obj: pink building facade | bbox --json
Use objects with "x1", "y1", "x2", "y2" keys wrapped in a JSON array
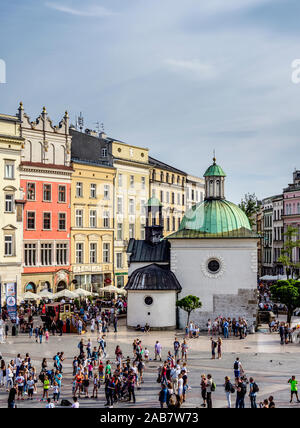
[{"x1": 283, "y1": 170, "x2": 300, "y2": 271}]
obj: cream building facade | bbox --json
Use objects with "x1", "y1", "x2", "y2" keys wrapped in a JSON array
[
  {"x1": 186, "y1": 174, "x2": 205, "y2": 210},
  {"x1": 149, "y1": 157, "x2": 187, "y2": 237},
  {"x1": 70, "y1": 160, "x2": 115, "y2": 292},
  {"x1": 112, "y1": 141, "x2": 150, "y2": 288},
  {"x1": 0, "y1": 113, "x2": 24, "y2": 298}
]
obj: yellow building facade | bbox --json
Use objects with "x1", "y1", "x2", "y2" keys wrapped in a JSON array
[
  {"x1": 71, "y1": 160, "x2": 116, "y2": 292},
  {"x1": 111, "y1": 140, "x2": 150, "y2": 287},
  {"x1": 0, "y1": 113, "x2": 25, "y2": 298}
]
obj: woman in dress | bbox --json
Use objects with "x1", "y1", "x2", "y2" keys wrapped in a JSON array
[{"x1": 217, "y1": 337, "x2": 222, "y2": 359}]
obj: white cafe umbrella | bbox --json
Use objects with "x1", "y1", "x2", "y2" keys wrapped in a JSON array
[
  {"x1": 53, "y1": 289, "x2": 78, "y2": 299},
  {"x1": 103, "y1": 285, "x2": 125, "y2": 294},
  {"x1": 75, "y1": 288, "x2": 93, "y2": 297},
  {"x1": 115, "y1": 287, "x2": 127, "y2": 295},
  {"x1": 39, "y1": 289, "x2": 54, "y2": 299},
  {"x1": 22, "y1": 291, "x2": 40, "y2": 300}
]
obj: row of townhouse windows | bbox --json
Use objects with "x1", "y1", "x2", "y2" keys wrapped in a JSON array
[
  {"x1": 75, "y1": 182, "x2": 111, "y2": 199},
  {"x1": 116, "y1": 198, "x2": 146, "y2": 215},
  {"x1": 152, "y1": 189, "x2": 186, "y2": 207},
  {"x1": 24, "y1": 242, "x2": 68, "y2": 266},
  {"x1": 75, "y1": 209, "x2": 111, "y2": 229},
  {"x1": 285, "y1": 202, "x2": 300, "y2": 215},
  {"x1": 264, "y1": 214, "x2": 272, "y2": 228},
  {"x1": 189, "y1": 189, "x2": 204, "y2": 203},
  {"x1": 117, "y1": 174, "x2": 146, "y2": 190},
  {"x1": 26, "y1": 212, "x2": 67, "y2": 231},
  {"x1": 152, "y1": 170, "x2": 185, "y2": 186},
  {"x1": 26, "y1": 183, "x2": 67, "y2": 203},
  {"x1": 75, "y1": 242, "x2": 111, "y2": 264},
  {"x1": 165, "y1": 217, "x2": 181, "y2": 232},
  {"x1": 116, "y1": 223, "x2": 145, "y2": 241}
]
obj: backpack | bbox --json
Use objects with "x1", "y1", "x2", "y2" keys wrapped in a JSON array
[
  {"x1": 229, "y1": 383, "x2": 235, "y2": 394},
  {"x1": 60, "y1": 399, "x2": 72, "y2": 407},
  {"x1": 234, "y1": 361, "x2": 239, "y2": 370},
  {"x1": 252, "y1": 382, "x2": 259, "y2": 393},
  {"x1": 211, "y1": 381, "x2": 216, "y2": 392}
]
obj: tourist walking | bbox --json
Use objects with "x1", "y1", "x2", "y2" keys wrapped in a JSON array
[{"x1": 288, "y1": 376, "x2": 300, "y2": 403}]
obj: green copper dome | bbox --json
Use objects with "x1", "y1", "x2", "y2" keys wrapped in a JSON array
[
  {"x1": 204, "y1": 162, "x2": 226, "y2": 177},
  {"x1": 167, "y1": 200, "x2": 258, "y2": 239},
  {"x1": 146, "y1": 196, "x2": 163, "y2": 207}
]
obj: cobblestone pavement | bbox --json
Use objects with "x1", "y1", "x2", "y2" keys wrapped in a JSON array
[{"x1": 0, "y1": 317, "x2": 300, "y2": 408}]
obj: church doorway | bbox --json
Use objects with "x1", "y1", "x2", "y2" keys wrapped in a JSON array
[{"x1": 57, "y1": 281, "x2": 67, "y2": 292}]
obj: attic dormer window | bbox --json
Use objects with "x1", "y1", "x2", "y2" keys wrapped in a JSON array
[{"x1": 102, "y1": 148, "x2": 107, "y2": 158}]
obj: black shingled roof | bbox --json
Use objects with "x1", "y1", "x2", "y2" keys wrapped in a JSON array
[
  {"x1": 127, "y1": 239, "x2": 170, "y2": 263},
  {"x1": 149, "y1": 156, "x2": 187, "y2": 175},
  {"x1": 125, "y1": 263, "x2": 182, "y2": 291}
]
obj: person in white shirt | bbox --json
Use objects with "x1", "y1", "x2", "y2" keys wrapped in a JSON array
[
  {"x1": 45, "y1": 398, "x2": 55, "y2": 408},
  {"x1": 72, "y1": 397, "x2": 79, "y2": 408}
]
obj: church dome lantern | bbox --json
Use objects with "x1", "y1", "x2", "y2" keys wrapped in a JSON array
[{"x1": 204, "y1": 157, "x2": 226, "y2": 200}]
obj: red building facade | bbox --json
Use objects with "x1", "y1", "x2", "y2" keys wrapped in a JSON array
[{"x1": 18, "y1": 104, "x2": 73, "y2": 293}]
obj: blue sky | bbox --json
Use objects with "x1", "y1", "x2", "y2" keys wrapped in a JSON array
[{"x1": 0, "y1": 0, "x2": 299, "y2": 203}]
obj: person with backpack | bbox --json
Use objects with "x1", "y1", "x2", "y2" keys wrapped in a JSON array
[
  {"x1": 224, "y1": 376, "x2": 235, "y2": 408},
  {"x1": 235, "y1": 377, "x2": 247, "y2": 408},
  {"x1": 233, "y1": 357, "x2": 243, "y2": 379},
  {"x1": 206, "y1": 374, "x2": 215, "y2": 408},
  {"x1": 249, "y1": 377, "x2": 259, "y2": 408}
]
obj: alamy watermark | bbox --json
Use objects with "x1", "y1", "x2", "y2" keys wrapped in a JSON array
[
  {"x1": 291, "y1": 59, "x2": 300, "y2": 84},
  {"x1": 0, "y1": 59, "x2": 6, "y2": 83}
]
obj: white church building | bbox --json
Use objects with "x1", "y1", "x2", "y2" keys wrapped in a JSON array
[{"x1": 126, "y1": 158, "x2": 259, "y2": 330}]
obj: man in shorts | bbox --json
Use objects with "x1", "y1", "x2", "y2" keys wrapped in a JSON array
[{"x1": 288, "y1": 376, "x2": 300, "y2": 403}]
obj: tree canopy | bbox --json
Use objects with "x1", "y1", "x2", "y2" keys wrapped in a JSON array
[
  {"x1": 176, "y1": 295, "x2": 202, "y2": 326},
  {"x1": 270, "y1": 279, "x2": 300, "y2": 324},
  {"x1": 239, "y1": 193, "x2": 260, "y2": 228}
]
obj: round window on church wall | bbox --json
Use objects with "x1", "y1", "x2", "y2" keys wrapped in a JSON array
[
  {"x1": 144, "y1": 296, "x2": 153, "y2": 306},
  {"x1": 207, "y1": 259, "x2": 221, "y2": 274}
]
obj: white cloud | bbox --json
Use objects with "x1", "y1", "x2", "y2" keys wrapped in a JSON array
[
  {"x1": 164, "y1": 59, "x2": 217, "y2": 79},
  {"x1": 45, "y1": 2, "x2": 114, "y2": 17},
  {"x1": 199, "y1": 0, "x2": 273, "y2": 15}
]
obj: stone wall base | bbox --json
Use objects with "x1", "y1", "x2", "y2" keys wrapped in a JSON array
[
  {"x1": 126, "y1": 325, "x2": 176, "y2": 331},
  {"x1": 179, "y1": 288, "x2": 258, "y2": 330}
]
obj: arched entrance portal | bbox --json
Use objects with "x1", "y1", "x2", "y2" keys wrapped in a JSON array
[
  {"x1": 57, "y1": 281, "x2": 67, "y2": 292},
  {"x1": 25, "y1": 282, "x2": 36, "y2": 293}
]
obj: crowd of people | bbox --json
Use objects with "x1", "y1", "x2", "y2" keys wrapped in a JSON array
[
  {"x1": 206, "y1": 317, "x2": 249, "y2": 339},
  {"x1": 0, "y1": 289, "x2": 300, "y2": 409}
]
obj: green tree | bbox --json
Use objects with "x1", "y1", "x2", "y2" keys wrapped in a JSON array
[
  {"x1": 176, "y1": 295, "x2": 202, "y2": 326},
  {"x1": 239, "y1": 193, "x2": 259, "y2": 228},
  {"x1": 270, "y1": 280, "x2": 300, "y2": 325},
  {"x1": 277, "y1": 226, "x2": 300, "y2": 280}
]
